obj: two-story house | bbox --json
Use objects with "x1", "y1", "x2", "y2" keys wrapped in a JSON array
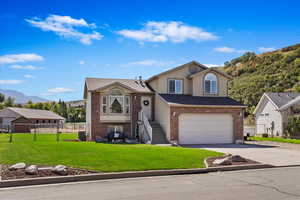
[{"x1": 84, "y1": 61, "x2": 245, "y2": 144}]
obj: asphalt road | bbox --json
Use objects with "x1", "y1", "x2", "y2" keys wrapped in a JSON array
[{"x1": 1, "y1": 167, "x2": 300, "y2": 200}]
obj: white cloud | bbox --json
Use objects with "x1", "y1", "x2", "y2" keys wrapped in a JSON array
[
  {"x1": 258, "y1": 47, "x2": 276, "y2": 53},
  {"x1": 42, "y1": 87, "x2": 75, "y2": 96},
  {"x1": 24, "y1": 74, "x2": 36, "y2": 79},
  {"x1": 0, "y1": 80, "x2": 23, "y2": 84},
  {"x1": 0, "y1": 53, "x2": 43, "y2": 64},
  {"x1": 11, "y1": 64, "x2": 41, "y2": 70},
  {"x1": 124, "y1": 59, "x2": 174, "y2": 67},
  {"x1": 79, "y1": 60, "x2": 85, "y2": 65},
  {"x1": 26, "y1": 14, "x2": 102, "y2": 45},
  {"x1": 117, "y1": 21, "x2": 218, "y2": 43},
  {"x1": 214, "y1": 46, "x2": 248, "y2": 53}
]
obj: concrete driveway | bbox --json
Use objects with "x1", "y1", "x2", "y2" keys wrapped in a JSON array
[{"x1": 185, "y1": 141, "x2": 300, "y2": 166}]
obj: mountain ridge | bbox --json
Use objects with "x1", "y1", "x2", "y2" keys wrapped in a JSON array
[{"x1": 0, "y1": 89, "x2": 49, "y2": 104}]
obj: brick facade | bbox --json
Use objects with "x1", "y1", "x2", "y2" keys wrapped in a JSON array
[
  {"x1": 169, "y1": 106, "x2": 244, "y2": 143},
  {"x1": 90, "y1": 92, "x2": 153, "y2": 140}
]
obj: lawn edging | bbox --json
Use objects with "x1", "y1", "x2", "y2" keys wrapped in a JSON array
[
  {"x1": 249, "y1": 136, "x2": 300, "y2": 144},
  {"x1": 0, "y1": 164, "x2": 273, "y2": 188}
]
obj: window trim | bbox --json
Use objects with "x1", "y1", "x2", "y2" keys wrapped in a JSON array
[
  {"x1": 101, "y1": 95, "x2": 107, "y2": 113},
  {"x1": 168, "y1": 79, "x2": 183, "y2": 94},
  {"x1": 204, "y1": 73, "x2": 218, "y2": 95},
  {"x1": 125, "y1": 95, "x2": 130, "y2": 114}
]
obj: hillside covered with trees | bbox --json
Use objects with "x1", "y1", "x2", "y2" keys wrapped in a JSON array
[{"x1": 222, "y1": 44, "x2": 300, "y2": 114}]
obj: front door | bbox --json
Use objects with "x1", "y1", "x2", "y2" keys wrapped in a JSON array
[{"x1": 141, "y1": 96, "x2": 152, "y2": 120}]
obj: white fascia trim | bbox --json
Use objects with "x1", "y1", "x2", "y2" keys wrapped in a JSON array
[{"x1": 253, "y1": 93, "x2": 279, "y2": 114}]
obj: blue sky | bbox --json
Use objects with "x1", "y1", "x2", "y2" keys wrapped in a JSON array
[{"x1": 0, "y1": 0, "x2": 299, "y2": 101}]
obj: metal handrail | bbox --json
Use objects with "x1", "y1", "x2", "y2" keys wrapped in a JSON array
[{"x1": 139, "y1": 110, "x2": 152, "y2": 143}]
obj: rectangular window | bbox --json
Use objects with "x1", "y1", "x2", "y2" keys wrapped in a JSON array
[
  {"x1": 102, "y1": 96, "x2": 107, "y2": 113},
  {"x1": 205, "y1": 80, "x2": 210, "y2": 93},
  {"x1": 125, "y1": 96, "x2": 130, "y2": 114},
  {"x1": 211, "y1": 81, "x2": 217, "y2": 94},
  {"x1": 168, "y1": 79, "x2": 183, "y2": 94}
]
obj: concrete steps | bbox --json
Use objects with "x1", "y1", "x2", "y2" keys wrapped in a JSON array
[{"x1": 150, "y1": 121, "x2": 169, "y2": 144}]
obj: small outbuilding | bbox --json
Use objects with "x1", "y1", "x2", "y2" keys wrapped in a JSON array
[{"x1": 0, "y1": 107, "x2": 65, "y2": 132}]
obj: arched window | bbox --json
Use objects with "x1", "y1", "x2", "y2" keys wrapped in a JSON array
[{"x1": 204, "y1": 73, "x2": 217, "y2": 94}]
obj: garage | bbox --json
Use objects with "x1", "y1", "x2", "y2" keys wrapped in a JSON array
[{"x1": 178, "y1": 113, "x2": 233, "y2": 144}]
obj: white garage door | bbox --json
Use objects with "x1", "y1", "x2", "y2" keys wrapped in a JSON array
[{"x1": 179, "y1": 114, "x2": 233, "y2": 144}]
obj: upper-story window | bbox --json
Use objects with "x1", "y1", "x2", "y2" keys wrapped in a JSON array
[
  {"x1": 168, "y1": 79, "x2": 183, "y2": 94},
  {"x1": 204, "y1": 73, "x2": 217, "y2": 94}
]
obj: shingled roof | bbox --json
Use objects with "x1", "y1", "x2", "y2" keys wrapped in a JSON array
[
  {"x1": 265, "y1": 92, "x2": 300, "y2": 108},
  {"x1": 85, "y1": 78, "x2": 152, "y2": 93},
  {"x1": 280, "y1": 95, "x2": 300, "y2": 110},
  {"x1": 4, "y1": 107, "x2": 64, "y2": 120},
  {"x1": 159, "y1": 94, "x2": 245, "y2": 107}
]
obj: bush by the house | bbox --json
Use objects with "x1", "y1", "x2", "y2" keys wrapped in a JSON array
[{"x1": 284, "y1": 117, "x2": 300, "y2": 139}]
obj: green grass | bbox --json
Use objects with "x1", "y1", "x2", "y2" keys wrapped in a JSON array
[
  {"x1": 250, "y1": 136, "x2": 300, "y2": 144},
  {"x1": 0, "y1": 133, "x2": 222, "y2": 172}
]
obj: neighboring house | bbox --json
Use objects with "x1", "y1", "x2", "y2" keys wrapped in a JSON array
[
  {"x1": 66, "y1": 100, "x2": 85, "y2": 108},
  {"x1": 254, "y1": 92, "x2": 300, "y2": 136},
  {"x1": 0, "y1": 107, "x2": 64, "y2": 132},
  {"x1": 84, "y1": 61, "x2": 246, "y2": 144}
]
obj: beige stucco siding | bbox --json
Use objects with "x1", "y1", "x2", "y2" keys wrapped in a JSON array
[
  {"x1": 155, "y1": 94, "x2": 170, "y2": 140},
  {"x1": 255, "y1": 99, "x2": 283, "y2": 135},
  {"x1": 192, "y1": 72, "x2": 228, "y2": 96},
  {"x1": 148, "y1": 67, "x2": 195, "y2": 95}
]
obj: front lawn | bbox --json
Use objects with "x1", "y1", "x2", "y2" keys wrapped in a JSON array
[
  {"x1": 249, "y1": 136, "x2": 300, "y2": 144},
  {"x1": 0, "y1": 133, "x2": 222, "y2": 172}
]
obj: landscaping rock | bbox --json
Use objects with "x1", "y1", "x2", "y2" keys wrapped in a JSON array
[
  {"x1": 25, "y1": 165, "x2": 38, "y2": 175},
  {"x1": 213, "y1": 157, "x2": 232, "y2": 165},
  {"x1": 171, "y1": 141, "x2": 179, "y2": 146},
  {"x1": 9, "y1": 162, "x2": 26, "y2": 170},
  {"x1": 230, "y1": 155, "x2": 247, "y2": 162},
  {"x1": 52, "y1": 165, "x2": 68, "y2": 175}
]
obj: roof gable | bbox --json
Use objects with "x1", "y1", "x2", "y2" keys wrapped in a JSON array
[
  {"x1": 189, "y1": 67, "x2": 232, "y2": 79},
  {"x1": 84, "y1": 78, "x2": 152, "y2": 97},
  {"x1": 94, "y1": 81, "x2": 139, "y2": 93},
  {"x1": 146, "y1": 61, "x2": 208, "y2": 83}
]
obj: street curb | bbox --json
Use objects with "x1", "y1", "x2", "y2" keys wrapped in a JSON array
[{"x1": 0, "y1": 164, "x2": 273, "y2": 188}]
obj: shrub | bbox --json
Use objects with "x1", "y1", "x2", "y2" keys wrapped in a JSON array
[{"x1": 284, "y1": 117, "x2": 300, "y2": 138}]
